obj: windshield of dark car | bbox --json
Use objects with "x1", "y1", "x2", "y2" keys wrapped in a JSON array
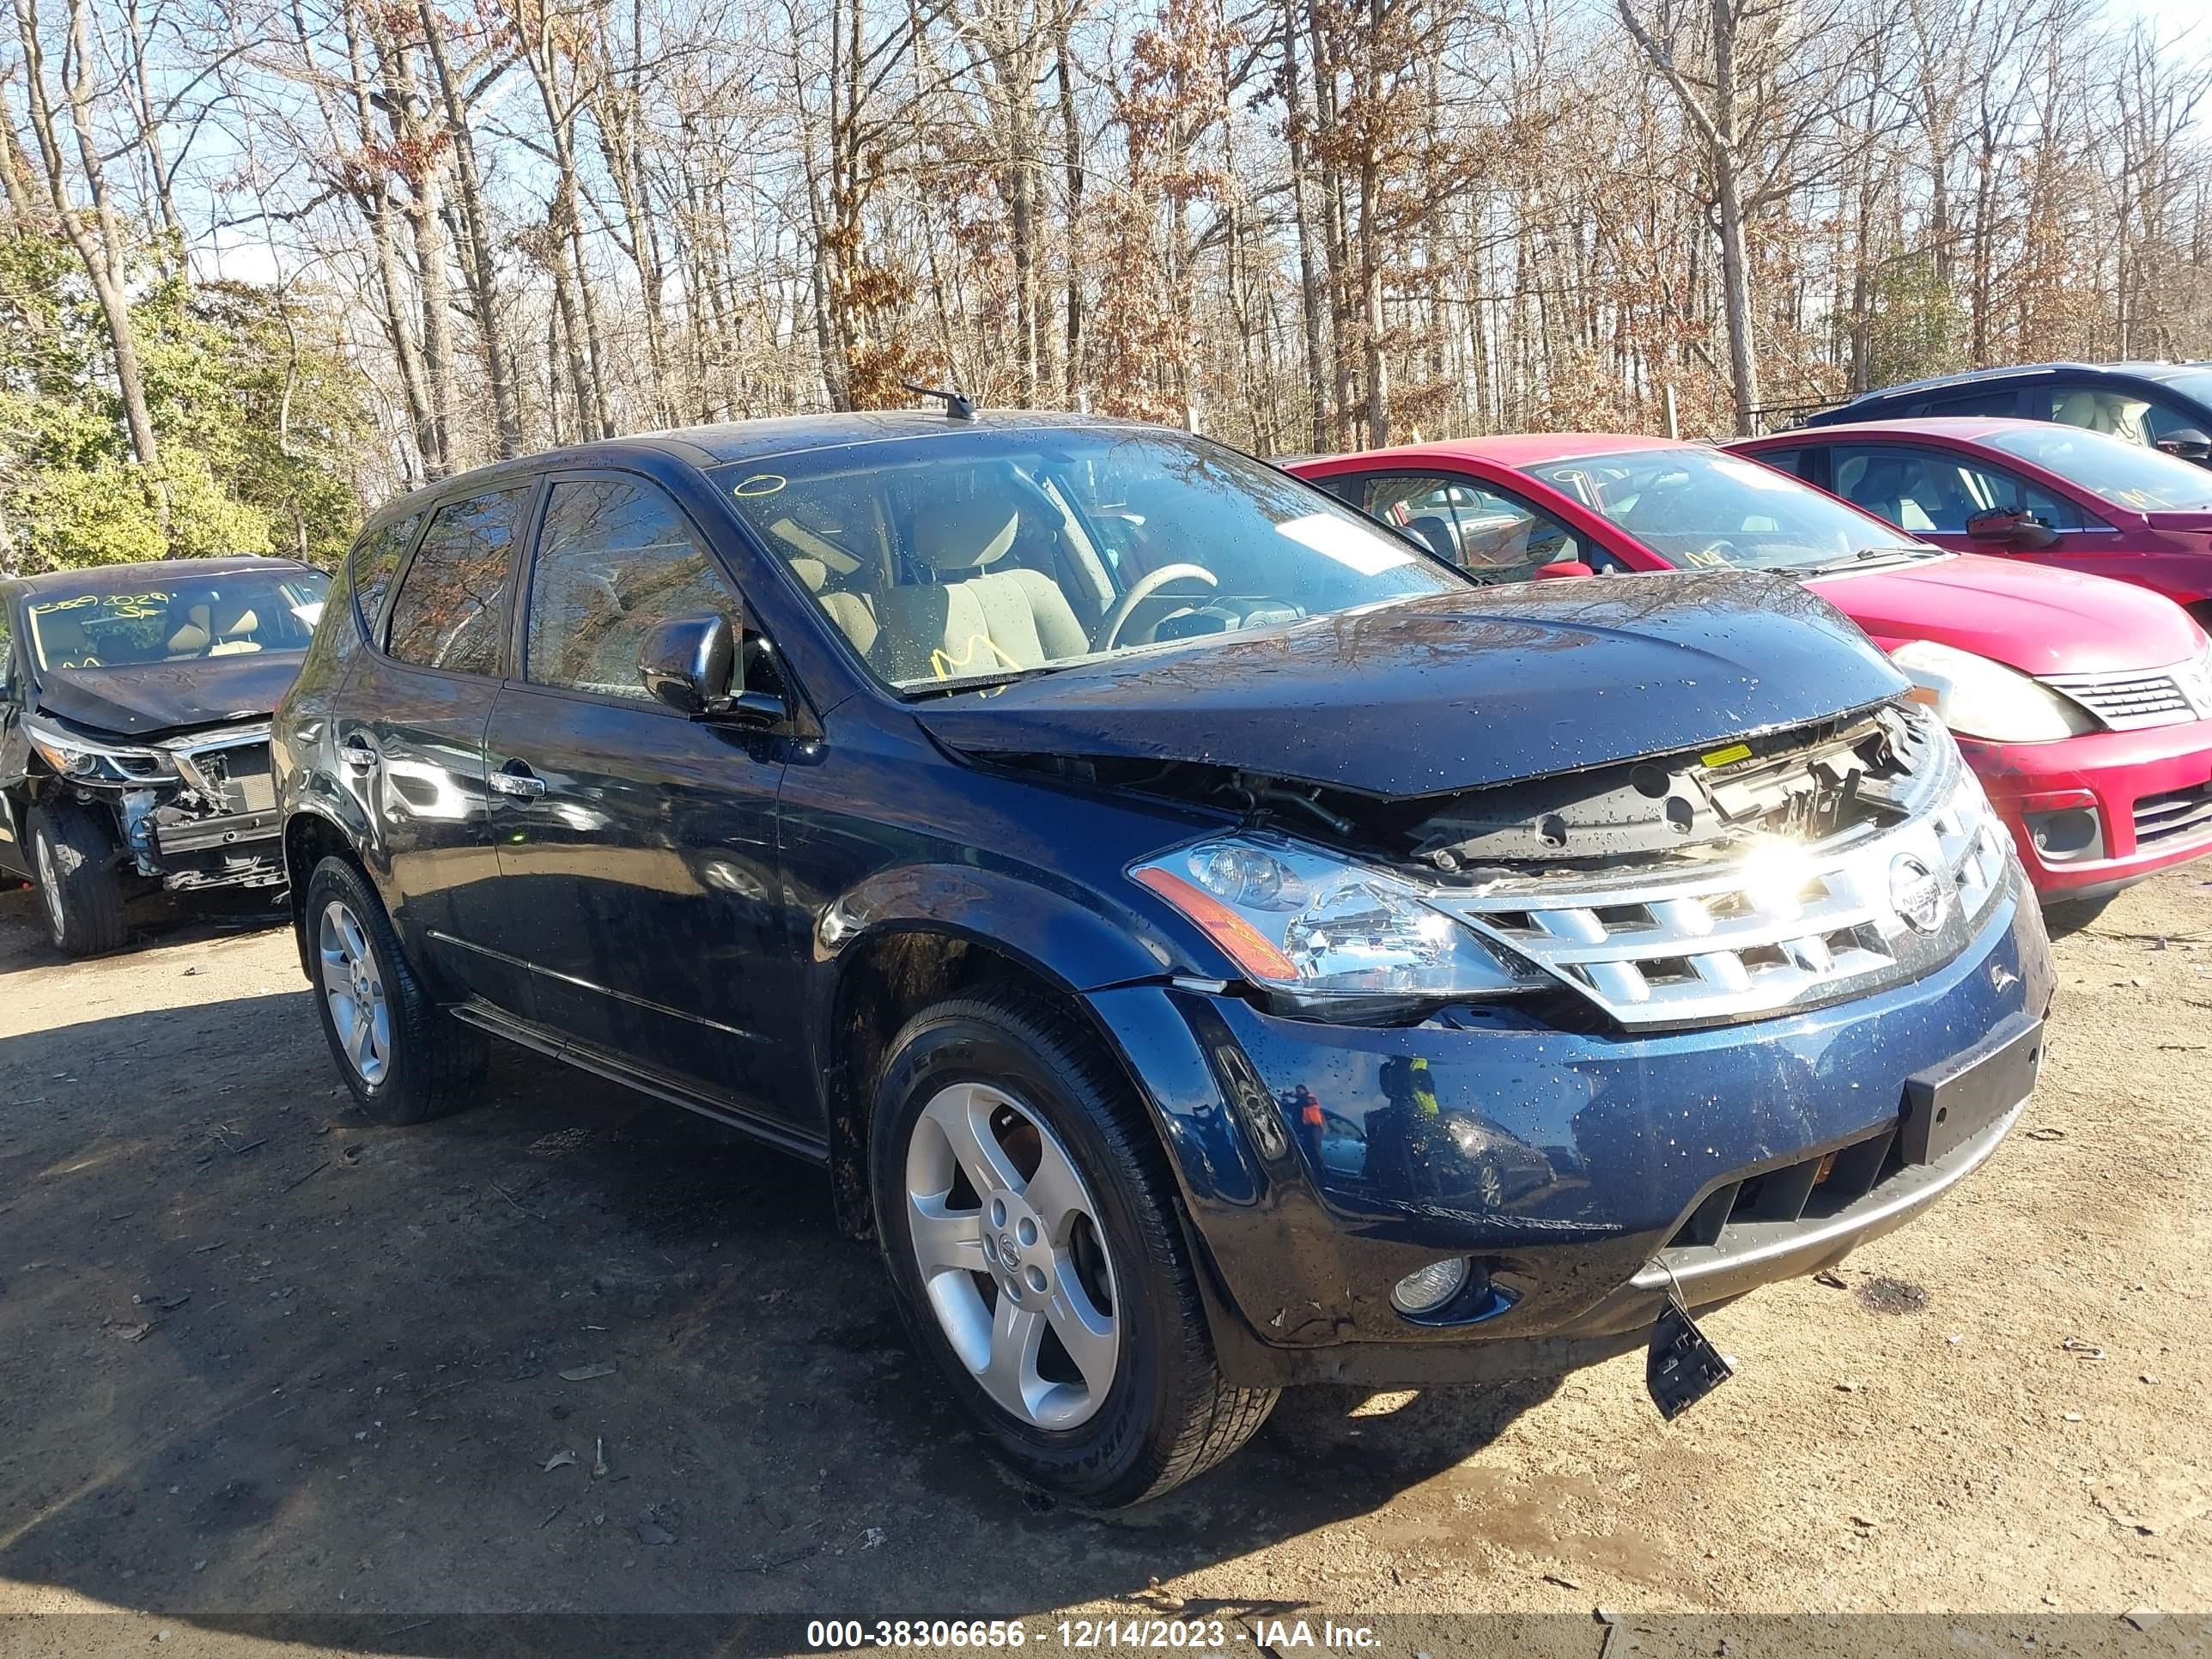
[
  {"x1": 26, "y1": 569, "x2": 330, "y2": 672},
  {"x1": 1522, "y1": 447, "x2": 1923, "y2": 571},
  {"x1": 716, "y1": 427, "x2": 1465, "y2": 692},
  {"x1": 1982, "y1": 423, "x2": 2212, "y2": 511}
]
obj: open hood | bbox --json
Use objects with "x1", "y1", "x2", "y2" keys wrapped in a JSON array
[
  {"x1": 1809, "y1": 552, "x2": 2204, "y2": 677},
  {"x1": 33, "y1": 653, "x2": 305, "y2": 738},
  {"x1": 912, "y1": 572, "x2": 1906, "y2": 799}
]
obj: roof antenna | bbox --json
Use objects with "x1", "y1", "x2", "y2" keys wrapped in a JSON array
[{"x1": 902, "y1": 381, "x2": 977, "y2": 422}]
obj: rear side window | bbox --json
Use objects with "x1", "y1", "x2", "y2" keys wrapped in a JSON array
[
  {"x1": 525, "y1": 478, "x2": 738, "y2": 701},
  {"x1": 1340, "y1": 471, "x2": 1580, "y2": 581},
  {"x1": 1912, "y1": 386, "x2": 2021, "y2": 416},
  {"x1": 349, "y1": 513, "x2": 420, "y2": 635},
  {"x1": 386, "y1": 489, "x2": 526, "y2": 674}
]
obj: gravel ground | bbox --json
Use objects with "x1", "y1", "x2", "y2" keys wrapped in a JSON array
[{"x1": 0, "y1": 871, "x2": 2205, "y2": 1645}]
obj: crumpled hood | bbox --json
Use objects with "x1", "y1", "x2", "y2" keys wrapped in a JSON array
[
  {"x1": 913, "y1": 571, "x2": 1906, "y2": 799},
  {"x1": 1808, "y1": 552, "x2": 2204, "y2": 676},
  {"x1": 33, "y1": 653, "x2": 305, "y2": 738}
]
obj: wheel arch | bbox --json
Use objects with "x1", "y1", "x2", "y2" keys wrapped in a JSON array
[{"x1": 282, "y1": 807, "x2": 366, "y2": 983}]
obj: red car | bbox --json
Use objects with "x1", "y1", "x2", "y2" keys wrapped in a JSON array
[
  {"x1": 1287, "y1": 435, "x2": 2212, "y2": 910},
  {"x1": 1728, "y1": 417, "x2": 2212, "y2": 623}
]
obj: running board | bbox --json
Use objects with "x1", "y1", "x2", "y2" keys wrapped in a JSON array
[{"x1": 447, "y1": 999, "x2": 830, "y2": 1165}]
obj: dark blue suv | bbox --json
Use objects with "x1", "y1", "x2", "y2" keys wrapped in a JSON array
[
  {"x1": 274, "y1": 411, "x2": 2054, "y2": 1505},
  {"x1": 1806, "y1": 360, "x2": 2212, "y2": 463}
]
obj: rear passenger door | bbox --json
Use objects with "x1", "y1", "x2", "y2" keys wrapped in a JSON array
[
  {"x1": 483, "y1": 471, "x2": 805, "y2": 1129},
  {"x1": 344, "y1": 483, "x2": 535, "y2": 1015}
]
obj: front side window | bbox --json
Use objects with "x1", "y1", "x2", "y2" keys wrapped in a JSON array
[
  {"x1": 1342, "y1": 473, "x2": 1578, "y2": 580},
  {"x1": 386, "y1": 489, "x2": 525, "y2": 675},
  {"x1": 1521, "y1": 446, "x2": 1926, "y2": 573},
  {"x1": 526, "y1": 478, "x2": 738, "y2": 701},
  {"x1": 350, "y1": 513, "x2": 421, "y2": 635},
  {"x1": 1830, "y1": 445, "x2": 2087, "y2": 533},
  {"x1": 2041, "y1": 385, "x2": 2202, "y2": 449},
  {"x1": 1984, "y1": 423, "x2": 2212, "y2": 513},
  {"x1": 25, "y1": 569, "x2": 331, "y2": 671},
  {"x1": 717, "y1": 427, "x2": 1464, "y2": 693}
]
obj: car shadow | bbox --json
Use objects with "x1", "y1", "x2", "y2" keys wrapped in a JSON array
[{"x1": 0, "y1": 966, "x2": 1565, "y2": 1648}]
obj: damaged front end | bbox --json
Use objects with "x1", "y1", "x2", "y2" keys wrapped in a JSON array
[
  {"x1": 24, "y1": 714, "x2": 285, "y2": 894},
  {"x1": 1107, "y1": 702, "x2": 2014, "y2": 1031}
]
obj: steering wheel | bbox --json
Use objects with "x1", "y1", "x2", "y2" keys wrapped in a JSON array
[{"x1": 1091, "y1": 564, "x2": 1218, "y2": 652}]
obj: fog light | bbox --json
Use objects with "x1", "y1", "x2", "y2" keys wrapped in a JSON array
[{"x1": 1390, "y1": 1258, "x2": 1470, "y2": 1316}]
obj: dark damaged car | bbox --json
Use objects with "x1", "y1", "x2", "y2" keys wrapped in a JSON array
[
  {"x1": 274, "y1": 412, "x2": 2055, "y2": 1506},
  {"x1": 0, "y1": 556, "x2": 330, "y2": 955}
]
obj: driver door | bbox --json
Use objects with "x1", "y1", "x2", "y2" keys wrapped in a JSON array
[
  {"x1": 483, "y1": 471, "x2": 805, "y2": 1128},
  {"x1": 1825, "y1": 443, "x2": 2115, "y2": 580}
]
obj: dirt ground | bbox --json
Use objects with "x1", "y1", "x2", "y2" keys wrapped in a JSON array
[{"x1": 0, "y1": 868, "x2": 2207, "y2": 1647}]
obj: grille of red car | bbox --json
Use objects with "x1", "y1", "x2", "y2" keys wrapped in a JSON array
[
  {"x1": 2134, "y1": 781, "x2": 2212, "y2": 848},
  {"x1": 2040, "y1": 665, "x2": 2196, "y2": 731}
]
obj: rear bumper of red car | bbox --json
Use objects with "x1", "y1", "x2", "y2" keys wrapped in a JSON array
[{"x1": 1963, "y1": 720, "x2": 2212, "y2": 899}]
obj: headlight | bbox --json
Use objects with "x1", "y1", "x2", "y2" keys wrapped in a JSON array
[
  {"x1": 21, "y1": 715, "x2": 178, "y2": 785},
  {"x1": 1129, "y1": 835, "x2": 1539, "y2": 1009},
  {"x1": 1890, "y1": 641, "x2": 2096, "y2": 743}
]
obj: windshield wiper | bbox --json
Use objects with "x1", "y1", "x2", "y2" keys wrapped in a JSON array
[
  {"x1": 1802, "y1": 545, "x2": 1946, "y2": 575},
  {"x1": 901, "y1": 662, "x2": 1069, "y2": 700}
]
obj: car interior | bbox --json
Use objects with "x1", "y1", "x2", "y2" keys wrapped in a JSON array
[{"x1": 723, "y1": 443, "x2": 1421, "y2": 689}]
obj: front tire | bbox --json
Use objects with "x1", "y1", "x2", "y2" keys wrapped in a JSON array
[
  {"x1": 27, "y1": 800, "x2": 128, "y2": 957},
  {"x1": 303, "y1": 854, "x2": 486, "y2": 1125},
  {"x1": 869, "y1": 991, "x2": 1276, "y2": 1507}
]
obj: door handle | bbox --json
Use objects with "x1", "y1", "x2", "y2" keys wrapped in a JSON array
[
  {"x1": 489, "y1": 761, "x2": 546, "y2": 799},
  {"x1": 338, "y1": 737, "x2": 380, "y2": 772}
]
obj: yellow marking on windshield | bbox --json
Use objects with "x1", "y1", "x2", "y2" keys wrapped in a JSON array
[
  {"x1": 731, "y1": 473, "x2": 787, "y2": 497},
  {"x1": 931, "y1": 633, "x2": 1028, "y2": 680}
]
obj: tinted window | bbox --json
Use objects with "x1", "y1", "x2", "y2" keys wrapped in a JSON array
[
  {"x1": 1743, "y1": 447, "x2": 1811, "y2": 481},
  {"x1": 1914, "y1": 387, "x2": 2021, "y2": 416},
  {"x1": 1343, "y1": 472, "x2": 1579, "y2": 580},
  {"x1": 349, "y1": 514, "x2": 420, "y2": 635},
  {"x1": 386, "y1": 489, "x2": 524, "y2": 674},
  {"x1": 526, "y1": 479, "x2": 738, "y2": 701},
  {"x1": 1830, "y1": 444, "x2": 2087, "y2": 533}
]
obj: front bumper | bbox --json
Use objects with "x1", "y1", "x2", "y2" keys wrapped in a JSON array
[
  {"x1": 1085, "y1": 876, "x2": 2053, "y2": 1389},
  {"x1": 1964, "y1": 718, "x2": 2212, "y2": 898}
]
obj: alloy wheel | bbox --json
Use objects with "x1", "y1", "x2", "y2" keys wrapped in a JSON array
[
  {"x1": 902, "y1": 1081, "x2": 1121, "y2": 1430},
  {"x1": 318, "y1": 898, "x2": 392, "y2": 1085}
]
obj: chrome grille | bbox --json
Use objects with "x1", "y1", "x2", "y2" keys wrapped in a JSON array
[
  {"x1": 2041, "y1": 661, "x2": 2206, "y2": 732},
  {"x1": 1425, "y1": 712, "x2": 2013, "y2": 1030}
]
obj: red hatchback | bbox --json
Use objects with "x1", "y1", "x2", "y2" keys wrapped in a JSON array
[
  {"x1": 1729, "y1": 417, "x2": 2212, "y2": 623},
  {"x1": 1288, "y1": 436, "x2": 2212, "y2": 909}
]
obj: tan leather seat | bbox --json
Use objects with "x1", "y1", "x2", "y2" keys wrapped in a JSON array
[
  {"x1": 167, "y1": 602, "x2": 213, "y2": 657},
  {"x1": 870, "y1": 500, "x2": 1087, "y2": 682},
  {"x1": 789, "y1": 556, "x2": 880, "y2": 659},
  {"x1": 208, "y1": 597, "x2": 263, "y2": 655}
]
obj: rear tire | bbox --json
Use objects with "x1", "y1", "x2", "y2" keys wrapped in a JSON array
[
  {"x1": 27, "y1": 800, "x2": 128, "y2": 957},
  {"x1": 869, "y1": 990, "x2": 1277, "y2": 1508},
  {"x1": 303, "y1": 854, "x2": 486, "y2": 1125}
]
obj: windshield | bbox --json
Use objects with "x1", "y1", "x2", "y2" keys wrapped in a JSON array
[
  {"x1": 717, "y1": 426, "x2": 1466, "y2": 693},
  {"x1": 1982, "y1": 423, "x2": 2212, "y2": 512},
  {"x1": 1522, "y1": 447, "x2": 1924, "y2": 571},
  {"x1": 27, "y1": 568, "x2": 330, "y2": 672}
]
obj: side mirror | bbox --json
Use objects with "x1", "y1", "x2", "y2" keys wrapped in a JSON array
[
  {"x1": 1965, "y1": 509, "x2": 2058, "y2": 551},
  {"x1": 638, "y1": 614, "x2": 786, "y2": 724},
  {"x1": 2156, "y1": 428, "x2": 2212, "y2": 464},
  {"x1": 1534, "y1": 559, "x2": 1595, "y2": 580}
]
